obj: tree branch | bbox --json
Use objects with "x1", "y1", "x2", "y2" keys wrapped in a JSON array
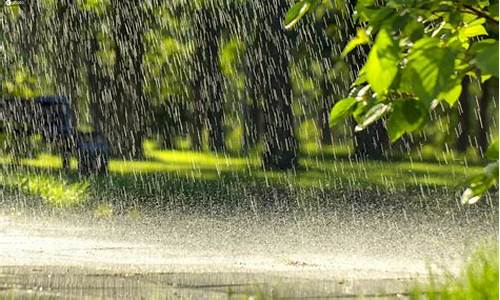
[{"x1": 463, "y1": 4, "x2": 499, "y2": 26}]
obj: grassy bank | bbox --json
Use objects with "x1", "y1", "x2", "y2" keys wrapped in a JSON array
[{"x1": 411, "y1": 242, "x2": 499, "y2": 300}]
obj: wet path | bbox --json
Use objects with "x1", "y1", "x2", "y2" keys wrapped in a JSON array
[
  {"x1": 1, "y1": 266, "x2": 413, "y2": 299},
  {"x1": 0, "y1": 198, "x2": 497, "y2": 299}
]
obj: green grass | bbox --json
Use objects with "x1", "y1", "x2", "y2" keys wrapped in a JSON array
[
  {"x1": 0, "y1": 141, "x2": 486, "y2": 209},
  {"x1": 410, "y1": 242, "x2": 499, "y2": 300},
  {"x1": 0, "y1": 172, "x2": 89, "y2": 208},
  {"x1": 1, "y1": 144, "x2": 482, "y2": 188}
]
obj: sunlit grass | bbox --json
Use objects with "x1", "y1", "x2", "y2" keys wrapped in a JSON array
[
  {"x1": 0, "y1": 154, "x2": 78, "y2": 170},
  {"x1": 300, "y1": 142, "x2": 353, "y2": 157},
  {"x1": 0, "y1": 172, "x2": 88, "y2": 207},
  {"x1": 410, "y1": 242, "x2": 499, "y2": 300},
  {"x1": 0, "y1": 145, "x2": 483, "y2": 191},
  {"x1": 144, "y1": 141, "x2": 260, "y2": 170},
  {"x1": 0, "y1": 140, "x2": 487, "y2": 210}
]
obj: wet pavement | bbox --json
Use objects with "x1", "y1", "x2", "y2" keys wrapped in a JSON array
[
  {"x1": 0, "y1": 266, "x2": 415, "y2": 299},
  {"x1": 0, "y1": 200, "x2": 496, "y2": 299}
]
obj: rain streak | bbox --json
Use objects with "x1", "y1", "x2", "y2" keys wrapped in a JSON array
[{"x1": 0, "y1": 0, "x2": 498, "y2": 299}]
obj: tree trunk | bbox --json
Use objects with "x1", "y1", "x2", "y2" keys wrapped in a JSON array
[
  {"x1": 257, "y1": 0, "x2": 298, "y2": 170},
  {"x1": 242, "y1": 41, "x2": 263, "y2": 153},
  {"x1": 191, "y1": 8, "x2": 225, "y2": 153},
  {"x1": 18, "y1": 1, "x2": 40, "y2": 71},
  {"x1": 104, "y1": 1, "x2": 150, "y2": 159},
  {"x1": 53, "y1": 0, "x2": 80, "y2": 119},
  {"x1": 319, "y1": 107, "x2": 334, "y2": 146},
  {"x1": 242, "y1": 101, "x2": 262, "y2": 153},
  {"x1": 477, "y1": 77, "x2": 497, "y2": 156},
  {"x1": 318, "y1": 64, "x2": 335, "y2": 146},
  {"x1": 456, "y1": 76, "x2": 471, "y2": 153},
  {"x1": 190, "y1": 74, "x2": 204, "y2": 152},
  {"x1": 86, "y1": 19, "x2": 111, "y2": 145}
]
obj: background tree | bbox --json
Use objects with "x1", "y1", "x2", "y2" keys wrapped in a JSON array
[
  {"x1": 255, "y1": 0, "x2": 299, "y2": 170},
  {"x1": 190, "y1": 5, "x2": 226, "y2": 152}
]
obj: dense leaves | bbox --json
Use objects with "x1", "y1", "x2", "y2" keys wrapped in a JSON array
[
  {"x1": 401, "y1": 38, "x2": 456, "y2": 104},
  {"x1": 287, "y1": 0, "x2": 499, "y2": 201}
]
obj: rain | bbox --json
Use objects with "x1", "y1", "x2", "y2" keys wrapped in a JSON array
[{"x1": 0, "y1": 0, "x2": 498, "y2": 299}]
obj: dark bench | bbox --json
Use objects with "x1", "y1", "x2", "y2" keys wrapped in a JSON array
[{"x1": 0, "y1": 96, "x2": 108, "y2": 175}]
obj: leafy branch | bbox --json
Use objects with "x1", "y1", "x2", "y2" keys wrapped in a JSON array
[{"x1": 286, "y1": 0, "x2": 499, "y2": 203}]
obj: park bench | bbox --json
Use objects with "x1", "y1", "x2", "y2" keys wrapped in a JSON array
[{"x1": 0, "y1": 95, "x2": 108, "y2": 175}]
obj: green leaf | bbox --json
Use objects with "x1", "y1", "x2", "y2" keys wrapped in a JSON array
[
  {"x1": 458, "y1": 22, "x2": 487, "y2": 40},
  {"x1": 285, "y1": 0, "x2": 312, "y2": 29},
  {"x1": 470, "y1": 39, "x2": 499, "y2": 78},
  {"x1": 365, "y1": 29, "x2": 400, "y2": 95},
  {"x1": 462, "y1": 161, "x2": 499, "y2": 204},
  {"x1": 484, "y1": 161, "x2": 499, "y2": 178},
  {"x1": 353, "y1": 67, "x2": 368, "y2": 86},
  {"x1": 401, "y1": 38, "x2": 455, "y2": 104},
  {"x1": 358, "y1": 5, "x2": 394, "y2": 30},
  {"x1": 486, "y1": 139, "x2": 499, "y2": 161},
  {"x1": 329, "y1": 97, "x2": 357, "y2": 127},
  {"x1": 438, "y1": 81, "x2": 462, "y2": 106},
  {"x1": 403, "y1": 20, "x2": 424, "y2": 42},
  {"x1": 355, "y1": 103, "x2": 391, "y2": 131},
  {"x1": 386, "y1": 99, "x2": 428, "y2": 142},
  {"x1": 342, "y1": 28, "x2": 371, "y2": 57},
  {"x1": 352, "y1": 101, "x2": 369, "y2": 123},
  {"x1": 481, "y1": 74, "x2": 492, "y2": 83},
  {"x1": 356, "y1": 0, "x2": 376, "y2": 22}
]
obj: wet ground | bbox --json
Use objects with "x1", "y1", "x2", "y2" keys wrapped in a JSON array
[
  {"x1": 0, "y1": 266, "x2": 414, "y2": 299},
  {"x1": 0, "y1": 191, "x2": 498, "y2": 299}
]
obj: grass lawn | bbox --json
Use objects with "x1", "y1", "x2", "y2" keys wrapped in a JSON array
[{"x1": 0, "y1": 142, "x2": 486, "y2": 209}]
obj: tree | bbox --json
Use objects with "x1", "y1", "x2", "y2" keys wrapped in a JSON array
[
  {"x1": 256, "y1": 0, "x2": 299, "y2": 170},
  {"x1": 287, "y1": 0, "x2": 390, "y2": 157},
  {"x1": 53, "y1": 1, "x2": 79, "y2": 104},
  {"x1": 456, "y1": 76, "x2": 472, "y2": 153},
  {"x1": 190, "y1": 5, "x2": 226, "y2": 152},
  {"x1": 143, "y1": 4, "x2": 194, "y2": 150},
  {"x1": 106, "y1": 1, "x2": 151, "y2": 158},
  {"x1": 477, "y1": 77, "x2": 498, "y2": 155},
  {"x1": 286, "y1": 0, "x2": 499, "y2": 201}
]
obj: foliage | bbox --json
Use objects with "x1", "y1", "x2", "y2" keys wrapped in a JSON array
[
  {"x1": 286, "y1": 0, "x2": 499, "y2": 201},
  {"x1": 410, "y1": 242, "x2": 499, "y2": 300},
  {"x1": 461, "y1": 139, "x2": 499, "y2": 204},
  {"x1": 1, "y1": 68, "x2": 37, "y2": 98}
]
